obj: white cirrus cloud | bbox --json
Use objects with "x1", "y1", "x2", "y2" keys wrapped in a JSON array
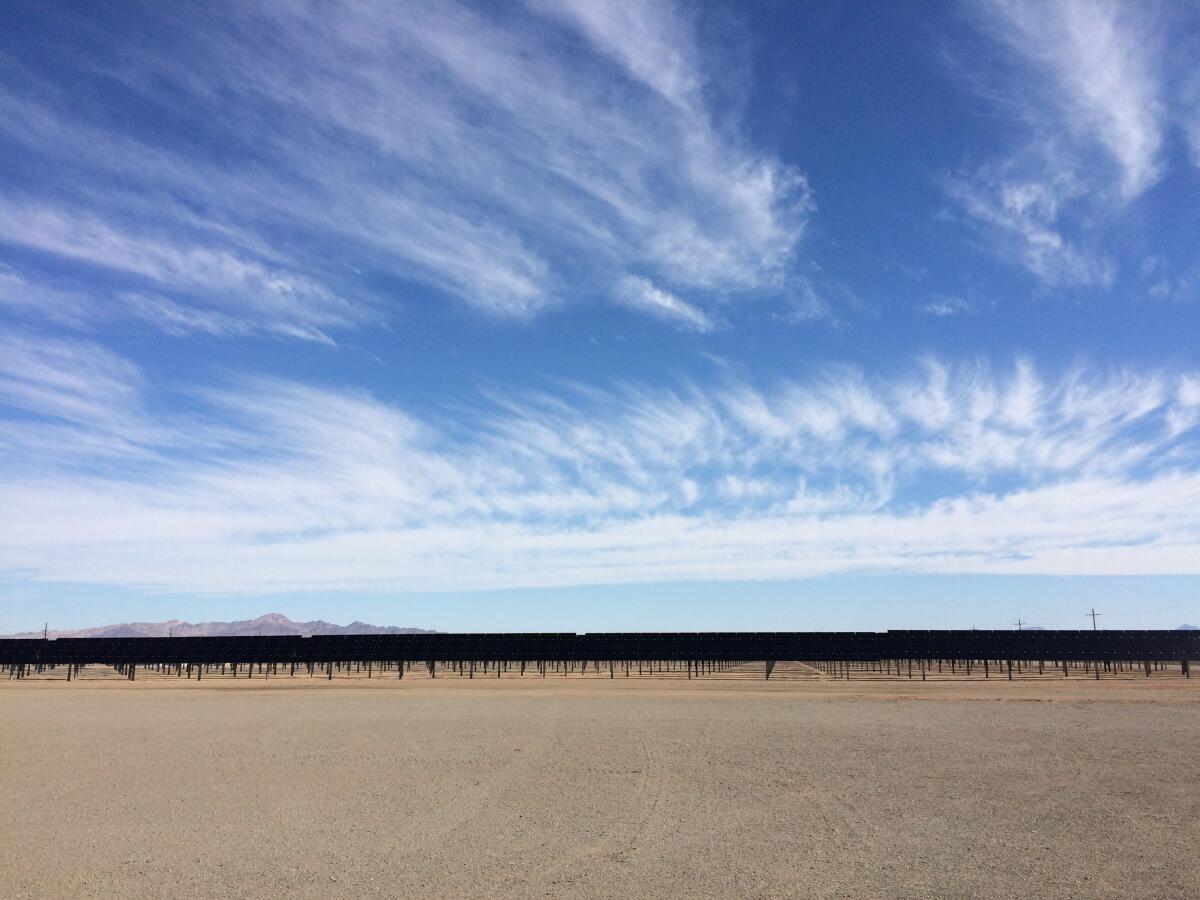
[
  {"x1": 615, "y1": 276, "x2": 716, "y2": 333},
  {"x1": 942, "y1": 157, "x2": 1114, "y2": 287},
  {"x1": 0, "y1": 200, "x2": 367, "y2": 343},
  {"x1": 976, "y1": 0, "x2": 1163, "y2": 199},
  {"x1": 1, "y1": 330, "x2": 1197, "y2": 593},
  {"x1": 0, "y1": 0, "x2": 810, "y2": 335},
  {"x1": 922, "y1": 295, "x2": 977, "y2": 317},
  {"x1": 948, "y1": 0, "x2": 1175, "y2": 287}
]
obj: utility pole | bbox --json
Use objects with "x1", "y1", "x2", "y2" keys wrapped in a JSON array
[
  {"x1": 1087, "y1": 608, "x2": 1101, "y2": 631},
  {"x1": 1015, "y1": 619, "x2": 1024, "y2": 631},
  {"x1": 43, "y1": 622, "x2": 48, "y2": 640}
]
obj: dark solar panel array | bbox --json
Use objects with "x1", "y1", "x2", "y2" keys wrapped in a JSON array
[{"x1": 1, "y1": 630, "x2": 1196, "y2": 666}]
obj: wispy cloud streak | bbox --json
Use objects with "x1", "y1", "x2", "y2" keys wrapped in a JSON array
[
  {"x1": 615, "y1": 277, "x2": 715, "y2": 333},
  {"x1": 948, "y1": 0, "x2": 1169, "y2": 286},
  {"x1": 976, "y1": 0, "x2": 1163, "y2": 199},
  {"x1": 0, "y1": 1, "x2": 808, "y2": 334}
]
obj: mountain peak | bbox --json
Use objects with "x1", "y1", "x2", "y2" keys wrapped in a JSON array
[{"x1": 1, "y1": 614, "x2": 437, "y2": 640}]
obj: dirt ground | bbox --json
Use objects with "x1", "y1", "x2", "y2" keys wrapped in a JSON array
[{"x1": 2, "y1": 669, "x2": 1197, "y2": 898}]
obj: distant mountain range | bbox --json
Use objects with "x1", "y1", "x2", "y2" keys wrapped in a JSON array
[
  {"x1": 2, "y1": 616, "x2": 1196, "y2": 639},
  {"x1": 1, "y1": 612, "x2": 437, "y2": 639}
]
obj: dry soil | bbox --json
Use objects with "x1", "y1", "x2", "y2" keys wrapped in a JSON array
[{"x1": 2, "y1": 670, "x2": 1197, "y2": 898}]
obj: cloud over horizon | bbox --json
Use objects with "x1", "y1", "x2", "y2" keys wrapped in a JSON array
[{"x1": 2, "y1": 329, "x2": 1197, "y2": 593}]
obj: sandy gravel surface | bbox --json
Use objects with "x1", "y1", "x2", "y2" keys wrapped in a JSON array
[{"x1": 2, "y1": 676, "x2": 1197, "y2": 898}]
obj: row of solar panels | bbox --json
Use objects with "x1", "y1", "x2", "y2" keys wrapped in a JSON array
[{"x1": 1, "y1": 630, "x2": 1196, "y2": 664}]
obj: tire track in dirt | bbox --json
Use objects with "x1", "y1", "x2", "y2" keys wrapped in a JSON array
[{"x1": 520, "y1": 723, "x2": 675, "y2": 894}]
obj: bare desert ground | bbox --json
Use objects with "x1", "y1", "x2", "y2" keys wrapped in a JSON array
[{"x1": 2, "y1": 669, "x2": 1197, "y2": 898}]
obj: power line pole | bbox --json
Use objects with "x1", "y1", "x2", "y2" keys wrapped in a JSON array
[
  {"x1": 1087, "y1": 608, "x2": 1101, "y2": 631},
  {"x1": 43, "y1": 622, "x2": 48, "y2": 640},
  {"x1": 1015, "y1": 619, "x2": 1024, "y2": 631}
]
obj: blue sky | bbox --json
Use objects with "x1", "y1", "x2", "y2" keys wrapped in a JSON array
[{"x1": 2, "y1": 0, "x2": 1199, "y2": 633}]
